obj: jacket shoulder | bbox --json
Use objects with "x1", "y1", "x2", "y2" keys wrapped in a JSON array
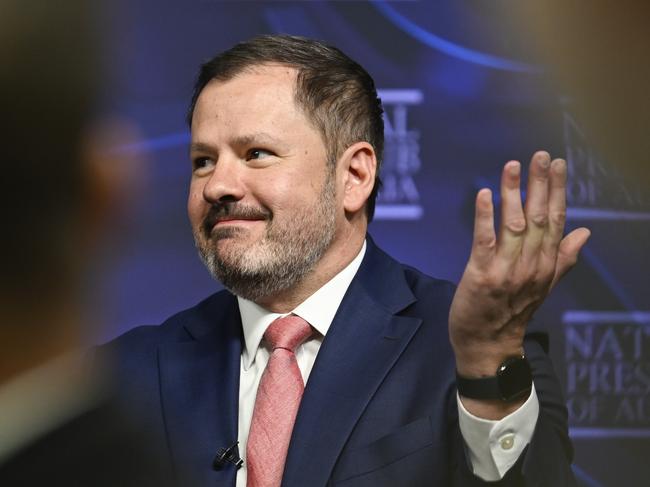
[
  {"x1": 99, "y1": 290, "x2": 235, "y2": 352},
  {"x1": 400, "y1": 262, "x2": 457, "y2": 299}
]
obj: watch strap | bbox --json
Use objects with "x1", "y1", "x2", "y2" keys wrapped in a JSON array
[
  {"x1": 455, "y1": 374, "x2": 502, "y2": 400},
  {"x1": 456, "y1": 355, "x2": 532, "y2": 402}
]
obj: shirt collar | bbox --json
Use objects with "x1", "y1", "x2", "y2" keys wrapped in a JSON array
[{"x1": 237, "y1": 240, "x2": 367, "y2": 371}]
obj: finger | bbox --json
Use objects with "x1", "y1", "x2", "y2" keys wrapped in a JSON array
[
  {"x1": 471, "y1": 188, "x2": 496, "y2": 269},
  {"x1": 550, "y1": 227, "x2": 591, "y2": 288},
  {"x1": 497, "y1": 160, "x2": 525, "y2": 260},
  {"x1": 542, "y1": 158, "x2": 567, "y2": 257},
  {"x1": 521, "y1": 151, "x2": 551, "y2": 265}
]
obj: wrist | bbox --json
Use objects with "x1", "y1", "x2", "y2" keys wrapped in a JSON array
[
  {"x1": 456, "y1": 354, "x2": 532, "y2": 410},
  {"x1": 454, "y1": 342, "x2": 525, "y2": 378}
]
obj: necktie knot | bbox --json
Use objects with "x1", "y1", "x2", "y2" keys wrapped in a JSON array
[{"x1": 264, "y1": 315, "x2": 312, "y2": 353}]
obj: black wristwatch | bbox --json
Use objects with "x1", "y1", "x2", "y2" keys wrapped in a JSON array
[{"x1": 456, "y1": 355, "x2": 532, "y2": 402}]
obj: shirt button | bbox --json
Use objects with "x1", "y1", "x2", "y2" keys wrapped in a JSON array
[{"x1": 500, "y1": 434, "x2": 515, "y2": 450}]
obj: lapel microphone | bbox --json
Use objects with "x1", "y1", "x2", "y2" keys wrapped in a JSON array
[{"x1": 212, "y1": 441, "x2": 243, "y2": 470}]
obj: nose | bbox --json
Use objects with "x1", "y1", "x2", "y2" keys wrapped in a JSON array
[{"x1": 202, "y1": 158, "x2": 245, "y2": 204}]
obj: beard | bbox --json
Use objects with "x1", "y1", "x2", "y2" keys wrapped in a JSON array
[{"x1": 193, "y1": 170, "x2": 337, "y2": 302}]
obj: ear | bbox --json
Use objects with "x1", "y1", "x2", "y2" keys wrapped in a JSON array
[{"x1": 338, "y1": 141, "x2": 377, "y2": 215}]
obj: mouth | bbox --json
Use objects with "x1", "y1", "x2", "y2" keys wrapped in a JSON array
[
  {"x1": 202, "y1": 205, "x2": 271, "y2": 237},
  {"x1": 213, "y1": 216, "x2": 264, "y2": 227}
]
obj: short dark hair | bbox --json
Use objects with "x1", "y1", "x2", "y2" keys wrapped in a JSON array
[{"x1": 187, "y1": 35, "x2": 384, "y2": 221}]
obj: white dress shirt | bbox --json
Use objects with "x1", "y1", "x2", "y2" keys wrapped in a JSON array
[{"x1": 235, "y1": 241, "x2": 538, "y2": 485}]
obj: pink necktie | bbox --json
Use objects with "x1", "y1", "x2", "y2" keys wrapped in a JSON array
[{"x1": 246, "y1": 315, "x2": 313, "y2": 487}]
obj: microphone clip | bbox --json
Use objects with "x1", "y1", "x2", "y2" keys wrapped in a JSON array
[{"x1": 213, "y1": 441, "x2": 243, "y2": 470}]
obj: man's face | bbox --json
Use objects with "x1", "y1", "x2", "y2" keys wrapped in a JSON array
[{"x1": 188, "y1": 64, "x2": 338, "y2": 302}]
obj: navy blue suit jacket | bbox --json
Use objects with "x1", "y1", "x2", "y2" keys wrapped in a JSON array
[{"x1": 103, "y1": 238, "x2": 575, "y2": 486}]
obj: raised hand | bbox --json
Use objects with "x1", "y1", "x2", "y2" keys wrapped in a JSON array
[{"x1": 449, "y1": 151, "x2": 590, "y2": 410}]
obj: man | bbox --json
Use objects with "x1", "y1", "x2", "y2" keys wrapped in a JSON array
[
  {"x1": 105, "y1": 35, "x2": 590, "y2": 486},
  {"x1": 0, "y1": 2, "x2": 174, "y2": 485}
]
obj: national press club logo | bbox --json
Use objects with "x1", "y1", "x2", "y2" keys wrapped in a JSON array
[
  {"x1": 563, "y1": 112, "x2": 650, "y2": 438},
  {"x1": 564, "y1": 112, "x2": 650, "y2": 221},
  {"x1": 375, "y1": 89, "x2": 424, "y2": 221},
  {"x1": 564, "y1": 311, "x2": 650, "y2": 438}
]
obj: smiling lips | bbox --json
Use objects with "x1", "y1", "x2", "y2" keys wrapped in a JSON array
[
  {"x1": 214, "y1": 216, "x2": 263, "y2": 226},
  {"x1": 204, "y1": 216, "x2": 267, "y2": 241},
  {"x1": 202, "y1": 205, "x2": 271, "y2": 238}
]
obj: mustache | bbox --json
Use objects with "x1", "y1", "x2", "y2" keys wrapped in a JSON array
[{"x1": 202, "y1": 202, "x2": 271, "y2": 234}]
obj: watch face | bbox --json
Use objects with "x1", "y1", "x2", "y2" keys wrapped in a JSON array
[{"x1": 497, "y1": 356, "x2": 533, "y2": 401}]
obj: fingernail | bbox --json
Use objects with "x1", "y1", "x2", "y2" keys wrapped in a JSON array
[
  {"x1": 539, "y1": 154, "x2": 550, "y2": 168},
  {"x1": 508, "y1": 161, "x2": 520, "y2": 175}
]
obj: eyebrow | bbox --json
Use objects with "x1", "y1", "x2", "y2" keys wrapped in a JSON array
[
  {"x1": 189, "y1": 141, "x2": 216, "y2": 154},
  {"x1": 190, "y1": 133, "x2": 285, "y2": 154}
]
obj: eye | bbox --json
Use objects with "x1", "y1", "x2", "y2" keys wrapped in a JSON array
[
  {"x1": 192, "y1": 157, "x2": 215, "y2": 174},
  {"x1": 247, "y1": 148, "x2": 273, "y2": 160}
]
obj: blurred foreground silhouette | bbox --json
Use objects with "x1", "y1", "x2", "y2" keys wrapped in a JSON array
[{"x1": 0, "y1": 2, "x2": 173, "y2": 484}]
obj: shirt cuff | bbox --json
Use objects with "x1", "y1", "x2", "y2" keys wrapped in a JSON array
[{"x1": 456, "y1": 384, "x2": 539, "y2": 481}]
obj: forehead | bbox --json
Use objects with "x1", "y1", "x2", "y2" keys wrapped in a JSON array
[
  {"x1": 190, "y1": 64, "x2": 327, "y2": 155},
  {"x1": 192, "y1": 64, "x2": 300, "y2": 125}
]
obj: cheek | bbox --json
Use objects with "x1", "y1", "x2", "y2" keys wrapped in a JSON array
[
  {"x1": 251, "y1": 161, "x2": 330, "y2": 214},
  {"x1": 187, "y1": 186, "x2": 206, "y2": 224},
  {"x1": 249, "y1": 173, "x2": 295, "y2": 210},
  {"x1": 265, "y1": 184, "x2": 313, "y2": 216}
]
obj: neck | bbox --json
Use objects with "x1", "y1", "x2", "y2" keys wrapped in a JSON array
[{"x1": 255, "y1": 227, "x2": 366, "y2": 313}]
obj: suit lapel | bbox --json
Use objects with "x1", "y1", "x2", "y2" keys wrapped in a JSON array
[
  {"x1": 282, "y1": 239, "x2": 422, "y2": 487},
  {"x1": 158, "y1": 293, "x2": 242, "y2": 486}
]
